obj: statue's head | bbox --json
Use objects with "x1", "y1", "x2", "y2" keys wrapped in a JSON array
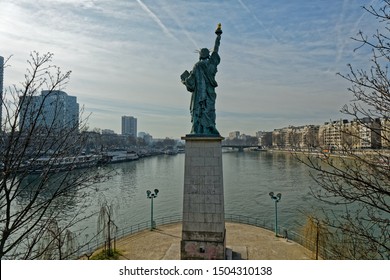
[{"x1": 199, "y1": 48, "x2": 210, "y2": 60}]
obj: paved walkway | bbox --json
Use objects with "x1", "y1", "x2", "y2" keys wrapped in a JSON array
[{"x1": 110, "y1": 222, "x2": 315, "y2": 260}]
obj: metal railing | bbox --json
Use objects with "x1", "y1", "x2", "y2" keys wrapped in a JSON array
[
  {"x1": 78, "y1": 215, "x2": 182, "y2": 258},
  {"x1": 224, "y1": 213, "x2": 336, "y2": 259},
  {"x1": 78, "y1": 213, "x2": 335, "y2": 259}
]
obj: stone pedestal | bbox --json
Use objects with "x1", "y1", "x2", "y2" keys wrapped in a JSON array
[{"x1": 180, "y1": 135, "x2": 225, "y2": 260}]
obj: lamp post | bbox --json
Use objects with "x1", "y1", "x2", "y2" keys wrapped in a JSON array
[
  {"x1": 146, "y1": 189, "x2": 159, "y2": 230},
  {"x1": 269, "y1": 192, "x2": 282, "y2": 237}
]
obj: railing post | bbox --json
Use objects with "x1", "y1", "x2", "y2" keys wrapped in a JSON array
[{"x1": 76, "y1": 213, "x2": 333, "y2": 260}]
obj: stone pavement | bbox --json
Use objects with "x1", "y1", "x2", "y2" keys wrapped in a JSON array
[{"x1": 112, "y1": 222, "x2": 315, "y2": 260}]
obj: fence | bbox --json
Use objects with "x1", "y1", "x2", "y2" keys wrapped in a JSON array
[{"x1": 78, "y1": 213, "x2": 335, "y2": 259}]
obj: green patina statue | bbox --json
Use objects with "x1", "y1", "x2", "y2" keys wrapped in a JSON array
[{"x1": 181, "y1": 23, "x2": 222, "y2": 136}]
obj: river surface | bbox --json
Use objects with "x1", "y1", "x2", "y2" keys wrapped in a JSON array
[{"x1": 73, "y1": 150, "x2": 325, "y2": 243}]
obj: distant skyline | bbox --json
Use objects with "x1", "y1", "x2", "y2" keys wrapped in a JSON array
[{"x1": 0, "y1": 0, "x2": 381, "y2": 138}]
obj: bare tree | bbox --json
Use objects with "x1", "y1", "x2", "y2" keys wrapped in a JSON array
[
  {"x1": 0, "y1": 52, "x2": 110, "y2": 259},
  {"x1": 298, "y1": 3, "x2": 390, "y2": 259},
  {"x1": 97, "y1": 196, "x2": 118, "y2": 257},
  {"x1": 38, "y1": 218, "x2": 77, "y2": 260},
  {"x1": 301, "y1": 215, "x2": 330, "y2": 260}
]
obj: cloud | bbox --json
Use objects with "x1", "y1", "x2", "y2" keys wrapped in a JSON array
[
  {"x1": 159, "y1": 0, "x2": 199, "y2": 49},
  {"x1": 0, "y1": 0, "x2": 380, "y2": 137},
  {"x1": 136, "y1": 0, "x2": 178, "y2": 41},
  {"x1": 236, "y1": 0, "x2": 280, "y2": 43}
]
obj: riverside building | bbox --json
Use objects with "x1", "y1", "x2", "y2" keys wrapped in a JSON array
[
  {"x1": 19, "y1": 90, "x2": 79, "y2": 132},
  {"x1": 121, "y1": 116, "x2": 137, "y2": 137},
  {"x1": 272, "y1": 118, "x2": 384, "y2": 151}
]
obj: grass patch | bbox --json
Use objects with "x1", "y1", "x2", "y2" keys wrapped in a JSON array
[{"x1": 90, "y1": 249, "x2": 121, "y2": 260}]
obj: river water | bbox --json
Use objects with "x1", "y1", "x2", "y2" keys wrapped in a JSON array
[{"x1": 74, "y1": 150, "x2": 324, "y2": 242}]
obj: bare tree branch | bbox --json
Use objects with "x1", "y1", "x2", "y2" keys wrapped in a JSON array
[
  {"x1": 298, "y1": 2, "x2": 390, "y2": 259},
  {"x1": 0, "y1": 52, "x2": 111, "y2": 259}
]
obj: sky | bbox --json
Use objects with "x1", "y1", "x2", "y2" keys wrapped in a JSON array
[{"x1": 0, "y1": 0, "x2": 382, "y2": 138}]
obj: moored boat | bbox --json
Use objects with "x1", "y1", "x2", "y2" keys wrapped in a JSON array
[
  {"x1": 26, "y1": 154, "x2": 102, "y2": 173},
  {"x1": 103, "y1": 150, "x2": 139, "y2": 163}
]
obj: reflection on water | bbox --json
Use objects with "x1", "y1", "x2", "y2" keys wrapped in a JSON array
[
  {"x1": 64, "y1": 151, "x2": 326, "y2": 240},
  {"x1": 16, "y1": 172, "x2": 87, "y2": 219},
  {"x1": 223, "y1": 151, "x2": 318, "y2": 229}
]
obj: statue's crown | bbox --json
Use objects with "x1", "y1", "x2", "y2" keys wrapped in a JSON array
[{"x1": 199, "y1": 48, "x2": 210, "y2": 59}]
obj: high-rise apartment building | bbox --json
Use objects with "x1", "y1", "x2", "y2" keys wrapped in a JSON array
[
  {"x1": 121, "y1": 116, "x2": 137, "y2": 137},
  {"x1": 19, "y1": 90, "x2": 79, "y2": 132}
]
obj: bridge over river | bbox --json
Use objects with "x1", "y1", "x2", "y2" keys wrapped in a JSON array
[{"x1": 222, "y1": 144, "x2": 265, "y2": 152}]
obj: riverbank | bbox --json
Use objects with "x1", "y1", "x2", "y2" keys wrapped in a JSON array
[{"x1": 267, "y1": 148, "x2": 390, "y2": 161}]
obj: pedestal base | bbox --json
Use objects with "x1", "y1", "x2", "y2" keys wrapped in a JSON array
[{"x1": 180, "y1": 135, "x2": 226, "y2": 260}]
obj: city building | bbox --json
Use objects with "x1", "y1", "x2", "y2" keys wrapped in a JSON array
[
  {"x1": 228, "y1": 131, "x2": 240, "y2": 140},
  {"x1": 272, "y1": 128, "x2": 287, "y2": 149},
  {"x1": 358, "y1": 118, "x2": 381, "y2": 149},
  {"x1": 296, "y1": 125, "x2": 320, "y2": 150},
  {"x1": 273, "y1": 125, "x2": 320, "y2": 149},
  {"x1": 381, "y1": 118, "x2": 390, "y2": 149},
  {"x1": 272, "y1": 126, "x2": 297, "y2": 149},
  {"x1": 271, "y1": 119, "x2": 382, "y2": 151},
  {"x1": 318, "y1": 120, "x2": 349, "y2": 150},
  {"x1": 256, "y1": 131, "x2": 272, "y2": 147},
  {"x1": 121, "y1": 116, "x2": 137, "y2": 137},
  {"x1": 318, "y1": 118, "x2": 381, "y2": 150},
  {"x1": 138, "y1": 132, "x2": 153, "y2": 145},
  {"x1": 19, "y1": 90, "x2": 79, "y2": 132}
]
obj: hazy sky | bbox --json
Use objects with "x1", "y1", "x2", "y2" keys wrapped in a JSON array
[{"x1": 0, "y1": 0, "x2": 381, "y2": 138}]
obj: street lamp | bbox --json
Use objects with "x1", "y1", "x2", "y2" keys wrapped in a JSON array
[
  {"x1": 146, "y1": 189, "x2": 159, "y2": 230},
  {"x1": 269, "y1": 192, "x2": 282, "y2": 237}
]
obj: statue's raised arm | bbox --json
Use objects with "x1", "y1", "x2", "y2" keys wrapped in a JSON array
[{"x1": 214, "y1": 23, "x2": 222, "y2": 53}]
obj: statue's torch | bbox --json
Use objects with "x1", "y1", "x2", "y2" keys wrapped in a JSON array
[{"x1": 215, "y1": 23, "x2": 222, "y2": 35}]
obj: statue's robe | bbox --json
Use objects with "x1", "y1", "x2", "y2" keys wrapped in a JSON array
[{"x1": 183, "y1": 51, "x2": 220, "y2": 135}]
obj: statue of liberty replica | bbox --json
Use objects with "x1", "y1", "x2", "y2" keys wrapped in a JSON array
[
  {"x1": 181, "y1": 23, "x2": 222, "y2": 136},
  {"x1": 180, "y1": 24, "x2": 226, "y2": 260}
]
